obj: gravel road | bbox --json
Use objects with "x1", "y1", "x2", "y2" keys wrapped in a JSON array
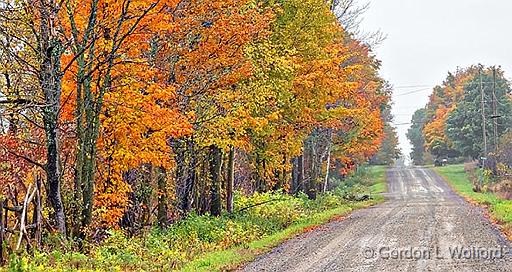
[{"x1": 240, "y1": 167, "x2": 512, "y2": 272}]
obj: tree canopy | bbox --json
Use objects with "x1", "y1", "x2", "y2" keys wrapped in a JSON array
[{"x1": 0, "y1": 0, "x2": 394, "y2": 249}]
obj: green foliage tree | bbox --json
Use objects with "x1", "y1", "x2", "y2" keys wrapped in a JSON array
[
  {"x1": 496, "y1": 131, "x2": 512, "y2": 171},
  {"x1": 370, "y1": 106, "x2": 401, "y2": 166},
  {"x1": 446, "y1": 67, "x2": 512, "y2": 159},
  {"x1": 407, "y1": 108, "x2": 428, "y2": 165},
  {"x1": 370, "y1": 124, "x2": 401, "y2": 165}
]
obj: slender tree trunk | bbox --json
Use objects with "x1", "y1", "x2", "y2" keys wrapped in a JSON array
[
  {"x1": 226, "y1": 147, "x2": 235, "y2": 213},
  {"x1": 80, "y1": 137, "x2": 96, "y2": 227},
  {"x1": 298, "y1": 155, "x2": 304, "y2": 193},
  {"x1": 79, "y1": 69, "x2": 110, "y2": 229},
  {"x1": 39, "y1": 0, "x2": 66, "y2": 234},
  {"x1": 291, "y1": 157, "x2": 299, "y2": 193},
  {"x1": 323, "y1": 146, "x2": 331, "y2": 193},
  {"x1": 209, "y1": 145, "x2": 222, "y2": 216},
  {"x1": 157, "y1": 167, "x2": 168, "y2": 227},
  {"x1": 178, "y1": 138, "x2": 196, "y2": 213},
  {"x1": 66, "y1": 0, "x2": 100, "y2": 233},
  {"x1": 323, "y1": 130, "x2": 333, "y2": 193},
  {"x1": 34, "y1": 176, "x2": 42, "y2": 248},
  {"x1": 275, "y1": 155, "x2": 287, "y2": 190},
  {"x1": 173, "y1": 140, "x2": 186, "y2": 213},
  {"x1": 255, "y1": 155, "x2": 264, "y2": 192},
  {"x1": 309, "y1": 141, "x2": 318, "y2": 199}
]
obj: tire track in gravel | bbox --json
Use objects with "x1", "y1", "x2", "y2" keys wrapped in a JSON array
[{"x1": 239, "y1": 167, "x2": 512, "y2": 272}]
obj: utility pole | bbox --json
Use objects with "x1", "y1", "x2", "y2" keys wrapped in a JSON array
[
  {"x1": 480, "y1": 67, "x2": 487, "y2": 172},
  {"x1": 492, "y1": 67, "x2": 498, "y2": 151}
]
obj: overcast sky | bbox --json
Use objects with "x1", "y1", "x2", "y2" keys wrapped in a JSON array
[{"x1": 359, "y1": 0, "x2": 512, "y2": 163}]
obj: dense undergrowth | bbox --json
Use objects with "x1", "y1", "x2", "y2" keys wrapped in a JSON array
[
  {"x1": 435, "y1": 164, "x2": 512, "y2": 240},
  {"x1": 7, "y1": 166, "x2": 386, "y2": 272}
]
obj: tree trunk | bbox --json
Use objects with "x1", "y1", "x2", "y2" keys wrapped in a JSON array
[
  {"x1": 291, "y1": 157, "x2": 298, "y2": 193},
  {"x1": 323, "y1": 146, "x2": 331, "y2": 193},
  {"x1": 173, "y1": 140, "x2": 186, "y2": 213},
  {"x1": 323, "y1": 130, "x2": 333, "y2": 193},
  {"x1": 275, "y1": 155, "x2": 287, "y2": 190},
  {"x1": 209, "y1": 145, "x2": 222, "y2": 216},
  {"x1": 226, "y1": 147, "x2": 235, "y2": 213},
  {"x1": 43, "y1": 114, "x2": 66, "y2": 234},
  {"x1": 176, "y1": 138, "x2": 196, "y2": 214},
  {"x1": 298, "y1": 155, "x2": 304, "y2": 194},
  {"x1": 77, "y1": 71, "x2": 107, "y2": 230},
  {"x1": 157, "y1": 167, "x2": 168, "y2": 227},
  {"x1": 39, "y1": 0, "x2": 66, "y2": 234},
  {"x1": 34, "y1": 176, "x2": 42, "y2": 249},
  {"x1": 308, "y1": 141, "x2": 318, "y2": 199},
  {"x1": 80, "y1": 138, "x2": 96, "y2": 228}
]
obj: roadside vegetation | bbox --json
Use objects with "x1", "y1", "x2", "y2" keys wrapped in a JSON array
[
  {"x1": 368, "y1": 166, "x2": 388, "y2": 194},
  {"x1": 9, "y1": 166, "x2": 387, "y2": 271},
  {"x1": 408, "y1": 65, "x2": 512, "y2": 240},
  {"x1": 434, "y1": 164, "x2": 512, "y2": 240},
  {"x1": 0, "y1": 0, "x2": 403, "y2": 269}
]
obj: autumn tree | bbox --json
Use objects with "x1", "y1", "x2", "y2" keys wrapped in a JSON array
[
  {"x1": 0, "y1": 0, "x2": 393, "y2": 247},
  {"x1": 330, "y1": 0, "x2": 385, "y2": 46},
  {"x1": 57, "y1": 0, "x2": 193, "y2": 234},
  {"x1": 1, "y1": 0, "x2": 193, "y2": 233},
  {"x1": 423, "y1": 67, "x2": 479, "y2": 159},
  {"x1": 148, "y1": 0, "x2": 272, "y2": 216},
  {"x1": 0, "y1": 0, "x2": 69, "y2": 233},
  {"x1": 446, "y1": 66, "x2": 512, "y2": 159}
]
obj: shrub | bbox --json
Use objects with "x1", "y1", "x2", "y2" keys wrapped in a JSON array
[{"x1": 234, "y1": 191, "x2": 305, "y2": 228}]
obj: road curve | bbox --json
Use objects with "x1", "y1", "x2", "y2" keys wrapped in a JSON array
[{"x1": 240, "y1": 167, "x2": 512, "y2": 272}]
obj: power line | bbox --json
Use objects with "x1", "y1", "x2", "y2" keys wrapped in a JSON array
[
  {"x1": 393, "y1": 88, "x2": 431, "y2": 97},
  {"x1": 393, "y1": 85, "x2": 433, "y2": 89},
  {"x1": 392, "y1": 122, "x2": 412, "y2": 126},
  {"x1": 392, "y1": 81, "x2": 508, "y2": 93}
]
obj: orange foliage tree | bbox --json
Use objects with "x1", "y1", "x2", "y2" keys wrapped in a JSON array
[
  {"x1": 0, "y1": 0, "x2": 392, "y2": 241},
  {"x1": 423, "y1": 67, "x2": 479, "y2": 158}
]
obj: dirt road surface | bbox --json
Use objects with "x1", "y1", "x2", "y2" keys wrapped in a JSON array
[{"x1": 240, "y1": 167, "x2": 512, "y2": 271}]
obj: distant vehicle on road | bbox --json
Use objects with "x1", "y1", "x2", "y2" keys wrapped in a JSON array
[{"x1": 434, "y1": 158, "x2": 448, "y2": 167}]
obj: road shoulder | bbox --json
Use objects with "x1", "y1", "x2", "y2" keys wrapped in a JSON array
[{"x1": 433, "y1": 164, "x2": 512, "y2": 241}]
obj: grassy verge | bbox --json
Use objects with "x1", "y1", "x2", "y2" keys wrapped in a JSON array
[
  {"x1": 182, "y1": 199, "x2": 381, "y2": 272},
  {"x1": 434, "y1": 164, "x2": 512, "y2": 240},
  {"x1": 11, "y1": 166, "x2": 387, "y2": 272},
  {"x1": 368, "y1": 165, "x2": 387, "y2": 194},
  {"x1": 183, "y1": 165, "x2": 387, "y2": 271}
]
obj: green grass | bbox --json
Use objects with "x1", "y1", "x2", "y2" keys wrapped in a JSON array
[
  {"x1": 368, "y1": 165, "x2": 387, "y2": 194},
  {"x1": 434, "y1": 164, "x2": 512, "y2": 238}
]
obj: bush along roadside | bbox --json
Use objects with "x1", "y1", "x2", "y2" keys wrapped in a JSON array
[
  {"x1": 434, "y1": 164, "x2": 512, "y2": 240},
  {"x1": 9, "y1": 166, "x2": 387, "y2": 272}
]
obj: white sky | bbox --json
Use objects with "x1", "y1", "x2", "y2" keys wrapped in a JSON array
[{"x1": 359, "y1": 0, "x2": 512, "y2": 162}]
